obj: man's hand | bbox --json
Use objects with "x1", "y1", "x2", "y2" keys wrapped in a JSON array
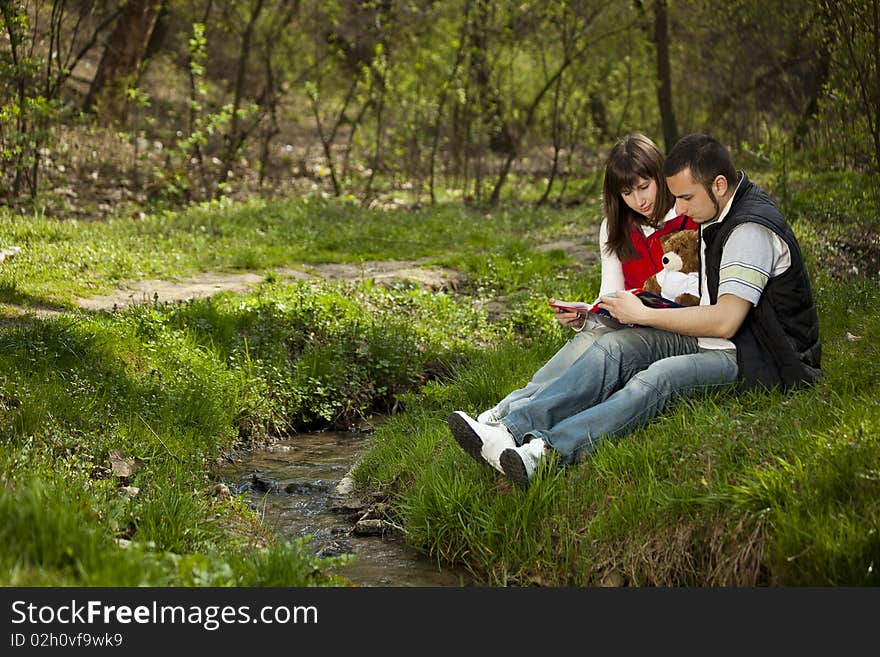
[
  {"x1": 599, "y1": 290, "x2": 753, "y2": 339},
  {"x1": 597, "y1": 290, "x2": 646, "y2": 325}
]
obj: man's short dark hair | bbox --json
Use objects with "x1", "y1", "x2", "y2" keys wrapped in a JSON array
[{"x1": 663, "y1": 133, "x2": 738, "y2": 191}]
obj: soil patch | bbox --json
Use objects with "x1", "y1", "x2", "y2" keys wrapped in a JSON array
[
  {"x1": 70, "y1": 260, "x2": 465, "y2": 313},
  {"x1": 281, "y1": 260, "x2": 465, "y2": 290},
  {"x1": 535, "y1": 238, "x2": 600, "y2": 267},
  {"x1": 2, "y1": 245, "x2": 581, "y2": 317},
  {"x1": 75, "y1": 272, "x2": 266, "y2": 311}
]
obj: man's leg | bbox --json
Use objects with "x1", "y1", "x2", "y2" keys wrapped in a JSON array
[
  {"x1": 502, "y1": 328, "x2": 699, "y2": 446},
  {"x1": 534, "y1": 348, "x2": 738, "y2": 464}
]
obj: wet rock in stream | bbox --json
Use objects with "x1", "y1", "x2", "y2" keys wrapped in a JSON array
[{"x1": 214, "y1": 431, "x2": 471, "y2": 586}]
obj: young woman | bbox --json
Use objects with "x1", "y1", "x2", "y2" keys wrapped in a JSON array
[{"x1": 472, "y1": 133, "x2": 696, "y2": 468}]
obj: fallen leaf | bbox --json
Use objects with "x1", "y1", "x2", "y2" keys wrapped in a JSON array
[
  {"x1": 108, "y1": 449, "x2": 143, "y2": 478},
  {"x1": 211, "y1": 483, "x2": 231, "y2": 499},
  {"x1": 600, "y1": 570, "x2": 626, "y2": 587}
]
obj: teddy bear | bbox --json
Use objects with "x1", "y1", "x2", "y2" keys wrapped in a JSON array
[{"x1": 642, "y1": 229, "x2": 700, "y2": 306}]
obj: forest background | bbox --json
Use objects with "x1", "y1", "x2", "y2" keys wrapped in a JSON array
[
  {"x1": 1, "y1": 0, "x2": 879, "y2": 588},
  {"x1": 2, "y1": 0, "x2": 878, "y2": 213}
]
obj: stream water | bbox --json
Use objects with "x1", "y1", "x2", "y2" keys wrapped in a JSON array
[{"x1": 214, "y1": 431, "x2": 472, "y2": 587}]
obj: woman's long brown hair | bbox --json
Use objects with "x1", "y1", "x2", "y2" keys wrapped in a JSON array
[{"x1": 602, "y1": 133, "x2": 675, "y2": 261}]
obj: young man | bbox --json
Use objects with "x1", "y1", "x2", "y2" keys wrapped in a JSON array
[{"x1": 447, "y1": 133, "x2": 822, "y2": 488}]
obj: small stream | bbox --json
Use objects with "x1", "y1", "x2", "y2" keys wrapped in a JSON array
[{"x1": 214, "y1": 431, "x2": 472, "y2": 587}]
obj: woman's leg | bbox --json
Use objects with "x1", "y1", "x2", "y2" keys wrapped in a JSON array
[{"x1": 491, "y1": 327, "x2": 611, "y2": 418}]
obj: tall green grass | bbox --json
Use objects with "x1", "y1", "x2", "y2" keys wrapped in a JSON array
[
  {"x1": 1, "y1": 170, "x2": 876, "y2": 586},
  {"x1": 0, "y1": 272, "x2": 517, "y2": 585},
  {"x1": 356, "y1": 276, "x2": 880, "y2": 585}
]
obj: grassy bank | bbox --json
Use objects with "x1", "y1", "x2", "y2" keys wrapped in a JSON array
[
  {"x1": 0, "y1": 195, "x2": 591, "y2": 585},
  {"x1": 1, "y1": 169, "x2": 877, "y2": 586},
  {"x1": 354, "y1": 172, "x2": 880, "y2": 585},
  {"x1": 357, "y1": 272, "x2": 880, "y2": 585}
]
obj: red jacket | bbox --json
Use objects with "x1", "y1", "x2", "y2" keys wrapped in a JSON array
[{"x1": 622, "y1": 214, "x2": 697, "y2": 289}]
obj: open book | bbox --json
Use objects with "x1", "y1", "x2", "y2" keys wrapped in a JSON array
[{"x1": 549, "y1": 288, "x2": 683, "y2": 329}]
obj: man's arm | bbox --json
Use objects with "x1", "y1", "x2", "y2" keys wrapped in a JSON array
[{"x1": 598, "y1": 290, "x2": 751, "y2": 339}]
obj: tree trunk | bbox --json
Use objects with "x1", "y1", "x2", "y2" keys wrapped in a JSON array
[
  {"x1": 428, "y1": 0, "x2": 473, "y2": 204},
  {"x1": 471, "y1": 0, "x2": 514, "y2": 157},
  {"x1": 84, "y1": 0, "x2": 165, "y2": 125},
  {"x1": 216, "y1": 0, "x2": 266, "y2": 196},
  {"x1": 794, "y1": 12, "x2": 835, "y2": 150},
  {"x1": 489, "y1": 56, "x2": 574, "y2": 206},
  {"x1": 653, "y1": 0, "x2": 678, "y2": 152}
]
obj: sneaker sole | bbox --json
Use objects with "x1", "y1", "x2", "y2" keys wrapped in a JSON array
[
  {"x1": 499, "y1": 448, "x2": 530, "y2": 489},
  {"x1": 447, "y1": 412, "x2": 488, "y2": 467}
]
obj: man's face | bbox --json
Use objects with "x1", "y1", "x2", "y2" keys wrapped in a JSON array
[{"x1": 666, "y1": 168, "x2": 719, "y2": 224}]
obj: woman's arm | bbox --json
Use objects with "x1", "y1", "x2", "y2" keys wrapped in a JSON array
[{"x1": 598, "y1": 218, "x2": 625, "y2": 297}]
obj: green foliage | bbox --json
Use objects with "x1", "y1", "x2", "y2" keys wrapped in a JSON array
[
  {"x1": 1, "y1": 167, "x2": 877, "y2": 587},
  {"x1": 0, "y1": 4, "x2": 69, "y2": 199},
  {"x1": 2, "y1": 0, "x2": 880, "y2": 215}
]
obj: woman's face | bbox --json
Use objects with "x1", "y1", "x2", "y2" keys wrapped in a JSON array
[{"x1": 621, "y1": 176, "x2": 658, "y2": 218}]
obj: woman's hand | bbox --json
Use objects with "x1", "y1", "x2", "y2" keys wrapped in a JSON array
[{"x1": 549, "y1": 298, "x2": 587, "y2": 329}]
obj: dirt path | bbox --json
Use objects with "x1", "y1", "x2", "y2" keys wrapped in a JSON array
[
  {"x1": 4, "y1": 238, "x2": 595, "y2": 317},
  {"x1": 70, "y1": 260, "x2": 465, "y2": 313},
  {"x1": 74, "y1": 272, "x2": 267, "y2": 311}
]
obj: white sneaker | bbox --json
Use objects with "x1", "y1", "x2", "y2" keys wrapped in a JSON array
[
  {"x1": 447, "y1": 411, "x2": 515, "y2": 473},
  {"x1": 499, "y1": 439, "x2": 548, "y2": 489},
  {"x1": 477, "y1": 405, "x2": 503, "y2": 425}
]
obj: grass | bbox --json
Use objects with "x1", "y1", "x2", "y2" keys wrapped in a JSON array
[
  {"x1": 0, "y1": 197, "x2": 588, "y2": 308},
  {"x1": 357, "y1": 310, "x2": 880, "y2": 585},
  {"x1": 0, "y1": 272, "x2": 512, "y2": 585},
  {"x1": 0, "y1": 168, "x2": 877, "y2": 586}
]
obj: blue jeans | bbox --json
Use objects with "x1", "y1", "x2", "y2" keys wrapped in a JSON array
[
  {"x1": 501, "y1": 328, "x2": 739, "y2": 465},
  {"x1": 495, "y1": 327, "x2": 612, "y2": 418}
]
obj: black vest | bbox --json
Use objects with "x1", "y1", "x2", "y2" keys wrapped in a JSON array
[{"x1": 702, "y1": 173, "x2": 822, "y2": 391}]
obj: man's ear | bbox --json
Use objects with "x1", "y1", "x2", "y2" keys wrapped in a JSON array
[{"x1": 713, "y1": 174, "x2": 729, "y2": 197}]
